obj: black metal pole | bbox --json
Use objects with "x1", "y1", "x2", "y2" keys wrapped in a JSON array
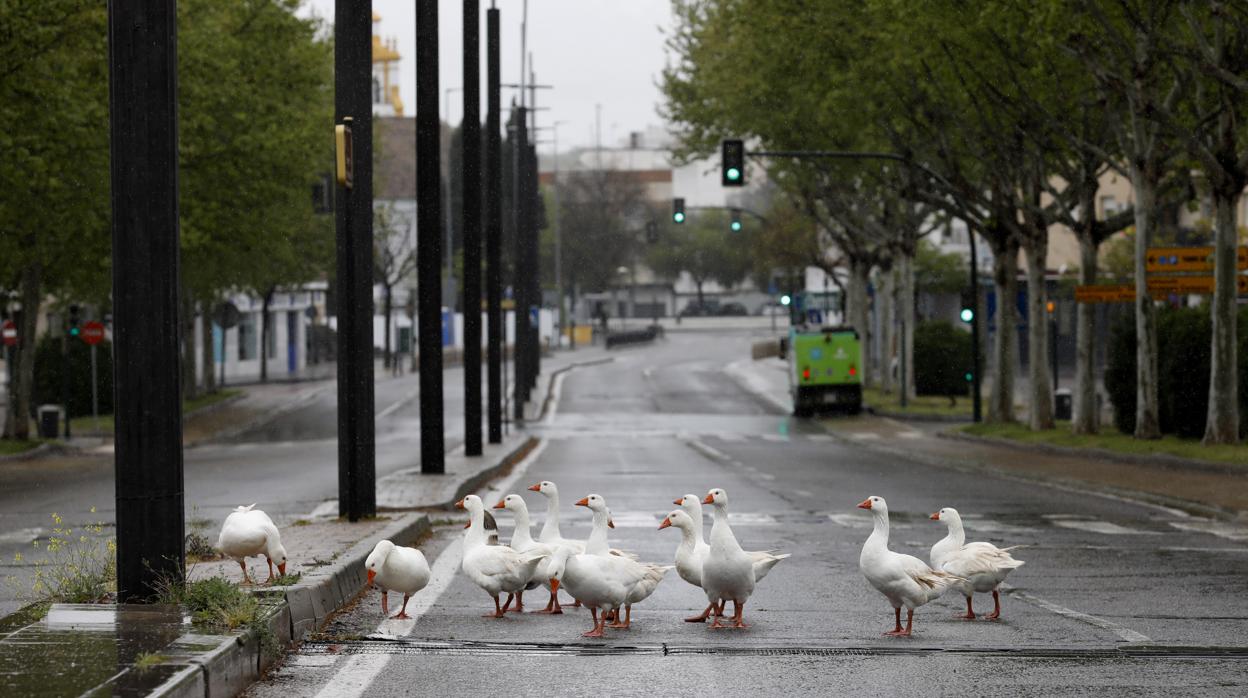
[
  {"x1": 61, "y1": 330, "x2": 71, "y2": 439},
  {"x1": 417, "y1": 1, "x2": 446, "y2": 473},
  {"x1": 969, "y1": 230, "x2": 982, "y2": 423},
  {"x1": 462, "y1": 0, "x2": 483, "y2": 456},
  {"x1": 485, "y1": 8, "x2": 502, "y2": 444},
  {"x1": 335, "y1": 3, "x2": 376, "y2": 519},
  {"x1": 526, "y1": 142, "x2": 541, "y2": 389},
  {"x1": 108, "y1": 0, "x2": 184, "y2": 601},
  {"x1": 512, "y1": 106, "x2": 529, "y2": 420}
]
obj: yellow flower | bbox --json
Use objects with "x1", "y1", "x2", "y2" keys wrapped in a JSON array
[{"x1": 13, "y1": 552, "x2": 21, "y2": 563}]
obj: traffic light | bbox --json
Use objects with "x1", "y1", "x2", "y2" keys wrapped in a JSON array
[
  {"x1": 780, "y1": 294, "x2": 792, "y2": 306},
  {"x1": 964, "y1": 370, "x2": 974, "y2": 383},
  {"x1": 730, "y1": 208, "x2": 742, "y2": 232},
  {"x1": 672, "y1": 197, "x2": 685, "y2": 224},
  {"x1": 1046, "y1": 300, "x2": 1056, "y2": 314},
  {"x1": 959, "y1": 289, "x2": 974, "y2": 324},
  {"x1": 67, "y1": 305, "x2": 81, "y2": 337},
  {"x1": 645, "y1": 220, "x2": 659, "y2": 243},
  {"x1": 721, "y1": 139, "x2": 745, "y2": 186}
]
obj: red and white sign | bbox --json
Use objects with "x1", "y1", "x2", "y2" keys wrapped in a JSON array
[
  {"x1": 80, "y1": 321, "x2": 106, "y2": 346},
  {"x1": 1, "y1": 320, "x2": 16, "y2": 346}
]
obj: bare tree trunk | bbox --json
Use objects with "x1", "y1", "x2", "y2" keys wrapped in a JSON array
[
  {"x1": 898, "y1": 251, "x2": 916, "y2": 401},
  {"x1": 383, "y1": 283, "x2": 393, "y2": 370},
  {"x1": 1128, "y1": 163, "x2": 1161, "y2": 439},
  {"x1": 1023, "y1": 234, "x2": 1053, "y2": 430},
  {"x1": 987, "y1": 235, "x2": 1018, "y2": 423},
  {"x1": 201, "y1": 306, "x2": 216, "y2": 395},
  {"x1": 877, "y1": 267, "x2": 894, "y2": 394},
  {"x1": 1073, "y1": 233, "x2": 1099, "y2": 434},
  {"x1": 1204, "y1": 189, "x2": 1239, "y2": 444},
  {"x1": 4, "y1": 262, "x2": 41, "y2": 440},
  {"x1": 849, "y1": 257, "x2": 872, "y2": 390}
]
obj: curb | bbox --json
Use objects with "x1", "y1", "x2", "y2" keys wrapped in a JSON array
[
  {"x1": 149, "y1": 513, "x2": 432, "y2": 698},
  {"x1": 183, "y1": 391, "x2": 247, "y2": 421},
  {"x1": 0, "y1": 441, "x2": 59, "y2": 463},
  {"x1": 938, "y1": 429, "x2": 1248, "y2": 477},
  {"x1": 193, "y1": 383, "x2": 336, "y2": 447},
  {"x1": 866, "y1": 406, "x2": 972, "y2": 423},
  {"x1": 536, "y1": 357, "x2": 613, "y2": 422},
  {"x1": 818, "y1": 420, "x2": 1242, "y2": 521}
]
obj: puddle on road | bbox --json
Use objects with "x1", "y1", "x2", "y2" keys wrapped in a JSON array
[{"x1": 0, "y1": 603, "x2": 195, "y2": 697}]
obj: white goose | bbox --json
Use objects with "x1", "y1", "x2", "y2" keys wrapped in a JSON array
[
  {"x1": 675, "y1": 494, "x2": 789, "y2": 584},
  {"x1": 455, "y1": 495, "x2": 548, "y2": 618},
  {"x1": 700, "y1": 488, "x2": 760, "y2": 629},
  {"x1": 217, "y1": 504, "x2": 288, "y2": 585},
  {"x1": 858, "y1": 496, "x2": 960, "y2": 637},
  {"x1": 548, "y1": 495, "x2": 667, "y2": 637},
  {"x1": 930, "y1": 507, "x2": 1025, "y2": 620},
  {"x1": 492, "y1": 494, "x2": 557, "y2": 613},
  {"x1": 365, "y1": 540, "x2": 431, "y2": 619},
  {"x1": 658, "y1": 508, "x2": 721, "y2": 622}
]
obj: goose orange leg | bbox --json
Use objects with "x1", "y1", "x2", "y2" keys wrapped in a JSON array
[
  {"x1": 607, "y1": 605, "x2": 632, "y2": 629},
  {"x1": 392, "y1": 593, "x2": 412, "y2": 620},
  {"x1": 685, "y1": 602, "x2": 718, "y2": 623},
  {"x1": 709, "y1": 600, "x2": 728, "y2": 629},
  {"x1": 380, "y1": 590, "x2": 389, "y2": 615},
  {"x1": 582, "y1": 607, "x2": 605, "y2": 638},
  {"x1": 958, "y1": 596, "x2": 976, "y2": 620},
  {"x1": 730, "y1": 599, "x2": 749, "y2": 629},
  {"x1": 534, "y1": 580, "x2": 564, "y2": 614},
  {"x1": 884, "y1": 608, "x2": 913, "y2": 637},
  {"x1": 237, "y1": 560, "x2": 254, "y2": 586},
  {"x1": 484, "y1": 594, "x2": 508, "y2": 618},
  {"x1": 984, "y1": 590, "x2": 1001, "y2": 620}
]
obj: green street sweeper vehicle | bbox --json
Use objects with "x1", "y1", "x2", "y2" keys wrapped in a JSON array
[{"x1": 787, "y1": 324, "x2": 863, "y2": 417}]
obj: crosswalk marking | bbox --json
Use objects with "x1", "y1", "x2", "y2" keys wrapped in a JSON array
[{"x1": 1167, "y1": 520, "x2": 1248, "y2": 542}]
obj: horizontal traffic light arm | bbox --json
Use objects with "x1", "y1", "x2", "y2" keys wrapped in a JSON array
[
  {"x1": 747, "y1": 148, "x2": 956, "y2": 192},
  {"x1": 677, "y1": 204, "x2": 769, "y2": 224}
]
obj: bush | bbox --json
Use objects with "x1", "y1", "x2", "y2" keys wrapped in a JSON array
[
  {"x1": 1104, "y1": 306, "x2": 1248, "y2": 438},
  {"x1": 32, "y1": 334, "x2": 114, "y2": 419},
  {"x1": 914, "y1": 320, "x2": 973, "y2": 397}
]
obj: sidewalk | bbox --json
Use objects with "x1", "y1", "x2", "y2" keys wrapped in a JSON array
[
  {"x1": 0, "y1": 344, "x2": 605, "y2": 697},
  {"x1": 728, "y1": 355, "x2": 1248, "y2": 520}
]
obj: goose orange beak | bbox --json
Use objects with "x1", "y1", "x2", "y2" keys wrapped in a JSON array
[
  {"x1": 454, "y1": 499, "x2": 465, "y2": 509},
  {"x1": 367, "y1": 569, "x2": 376, "y2": 585},
  {"x1": 278, "y1": 563, "x2": 287, "y2": 575},
  {"x1": 658, "y1": 517, "x2": 672, "y2": 530},
  {"x1": 528, "y1": 483, "x2": 542, "y2": 492},
  {"x1": 493, "y1": 500, "x2": 506, "y2": 509},
  {"x1": 929, "y1": 512, "x2": 940, "y2": 520},
  {"x1": 673, "y1": 498, "x2": 683, "y2": 506},
  {"x1": 857, "y1": 498, "x2": 872, "y2": 509},
  {"x1": 608, "y1": 518, "x2": 615, "y2": 529},
  {"x1": 702, "y1": 493, "x2": 714, "y2": 505},
  {"x1": 575, "y1": 497, "x2": 589, "y2": 507}
]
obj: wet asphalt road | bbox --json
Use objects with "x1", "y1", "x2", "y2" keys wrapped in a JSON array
[{"x1": 246, "y1": 331, "x2": 1248, "y2": 697}]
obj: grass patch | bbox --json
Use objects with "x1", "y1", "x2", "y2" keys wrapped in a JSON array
[
  {"x1": 0, "y1": 438, "x2": 44, "y2": 456},
  {"x1": 958, "y1": 421, "x2": 1248, "y2": 467},
  {"x1": 4, "y1": 510, "x2": 116, "y2": 606},
  {"x1": 133, "y1": 652, "x2": 166, "y2": 673},
  {"x1": 67, "y1": 389, "x2": 243, "y2": 436},
  {"x1": 269, "y1": 572, "x2": 302, "y2": 587},
  {"x1": 862, "y1": 386, "x2": 972, "y2": 418},
  {"x1": 156, "y1": 576, "x2": 280, "y2": 656}
]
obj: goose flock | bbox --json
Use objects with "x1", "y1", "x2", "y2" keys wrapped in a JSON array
[{"x1": 218, "y1": 489, "x2": 1024, "y2": 638}]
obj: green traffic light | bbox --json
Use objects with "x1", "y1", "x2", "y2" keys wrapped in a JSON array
[
  {"x1": 730, "y1": 220, "x2": 742, "y2": 232},
  {"x1": 964, "y1": 371, "x2": 973, "y2": 382},
  {"x1": 69, "y1": 327, "x2": 80, "y2": 336},
  {"x1": 673, "y1": 212, "x2": 685, "y2": 224},
  {"x1": 780, "y1": 294, "x2": 791, "y2": 306},
  {"x1": 726, "y1": 167, "x2": 740, "y2": 181},
  {"x1": 960, "y1": 308, "x2": 974, "y2": 323}
]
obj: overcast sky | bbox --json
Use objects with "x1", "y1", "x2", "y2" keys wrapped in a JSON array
[{"x1": 302, "y1": 0, "x2": 675, "y2": 151}]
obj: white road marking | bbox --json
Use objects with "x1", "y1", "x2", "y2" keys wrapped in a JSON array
[
  {"x1": 608, "y1": 512, "x2": 662, "y2": 528},
  {"x1": 1045, "y1": 516, "x2": 1160, "y2": 536},
  {"x1": 847, "y1": 432, "x2": 880, "y2": 441},
  {"x1": 728, "y1": 512, "x2": 779, "y2": 526},
  {"x1": 760, "y1": 434, "x2": 789, "y2": 442},
  {"x1": 1167, "y1": 520, "x2": 1248, "y2": 542},
  {"x1": 896, "y1": 431, "x2": 922, "y2": 439},
  {"x1": 312, "y1": 439, "x2": 549, "y2": 698},
  {"x1": 806, "y1": 434, "x2": 834, "y2": 442},
  {"x1": 1003, "y1": 586, "x2": 1151, "y2": 643},
  {"x1": 376, "y1": 386, "x2": 421, "y2": 420},
  {"x1": 0, "y1": 527, "x2": 43, "y2": 544},
  {"x1": 685, "y1": 437, "x2": 731, "y2": 463}
]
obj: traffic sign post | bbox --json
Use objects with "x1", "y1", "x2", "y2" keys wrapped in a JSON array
[
  {"x1": 80, "y1": 321, "x2": 105, "y2": 435},
  {"x1": 1145, "y1": 246, "x2": 1248, "y2": 273}
]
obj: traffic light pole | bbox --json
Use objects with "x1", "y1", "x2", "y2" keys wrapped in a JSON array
[
  {"x1": 416, "y1": 2, "x2": 445, "y2": 473},
  {"x1": 462, "y1": 0, "x2": 482, "y2": 457},
  {"x1": 485, "y1": 8, "x2": 503, "y2": 444},
  {"x1": 969, "y1": 229, "x2": 982, "y2": 423}
]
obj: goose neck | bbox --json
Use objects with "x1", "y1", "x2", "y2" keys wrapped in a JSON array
[
  {"x1": 866, "y1": 509, "x2": 890, "y2": 549},
  {"x1": 945, "y1": 518, "x2": 965, "y2": 546},
  {"x1": 511, "y1": 506, "x2": 535, "y2": 548},
  {"x1": 465, "y1": 507, "x2": 487, "y2": 546},
  {"x1": 540, "y1": 493, "x2": 561, "y2": 539},
  {"x1": 585, "y1": 509, "x2": 610, "y2": 555}
]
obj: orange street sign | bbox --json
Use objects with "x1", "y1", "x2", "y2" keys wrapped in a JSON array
[
  {"x1": 1075, "y1": 284, "x2": 1135, "y2": 303},
  {"x1": 1145, "y1": 246, "x2": 1248, "y2": 272},
  {"x1": 1146, "y1": 275, "x2": 1248, "y2": 295},
  {"x1": 335, "y1": 119, "x2": 354, "y2": 189}
]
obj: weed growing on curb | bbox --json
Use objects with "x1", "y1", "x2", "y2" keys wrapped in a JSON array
[
  {"x1": 4, "y1": 509, "x2": 116, "y2": 607},
  {"x1": 133, "y1": 652, "x2": 166, "y2": 673}
]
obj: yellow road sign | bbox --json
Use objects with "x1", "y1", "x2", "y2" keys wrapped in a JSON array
[
  {"x1": 1146, "y1": 275, "x2": 1248, "y2": 295},
  {"x1": 335, "y1": 119, "x2": 354, "y2": 189},
  {"x1": 1074, "y1": 284, "x2": 1135, "y2": 303},
  {"x1": 1145, "y1": 246, "x2": 1248, "y2": 272}
]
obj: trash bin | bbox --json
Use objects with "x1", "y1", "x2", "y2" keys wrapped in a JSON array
[
  {"x1": 37, "y1": 404, "x2": 62, "y2": 439},
  {"x1": 1054, "y1": 388, "x2": 1072, "y2": 421}
]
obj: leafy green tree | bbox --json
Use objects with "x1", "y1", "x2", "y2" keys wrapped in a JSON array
[{"x1": 648, "y1": 210, "x2": 751, "y2": 308}]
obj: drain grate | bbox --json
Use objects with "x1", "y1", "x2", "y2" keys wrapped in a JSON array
[{"x1": 300, "y1": 639, "x2": 1248, "y2": 660}]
